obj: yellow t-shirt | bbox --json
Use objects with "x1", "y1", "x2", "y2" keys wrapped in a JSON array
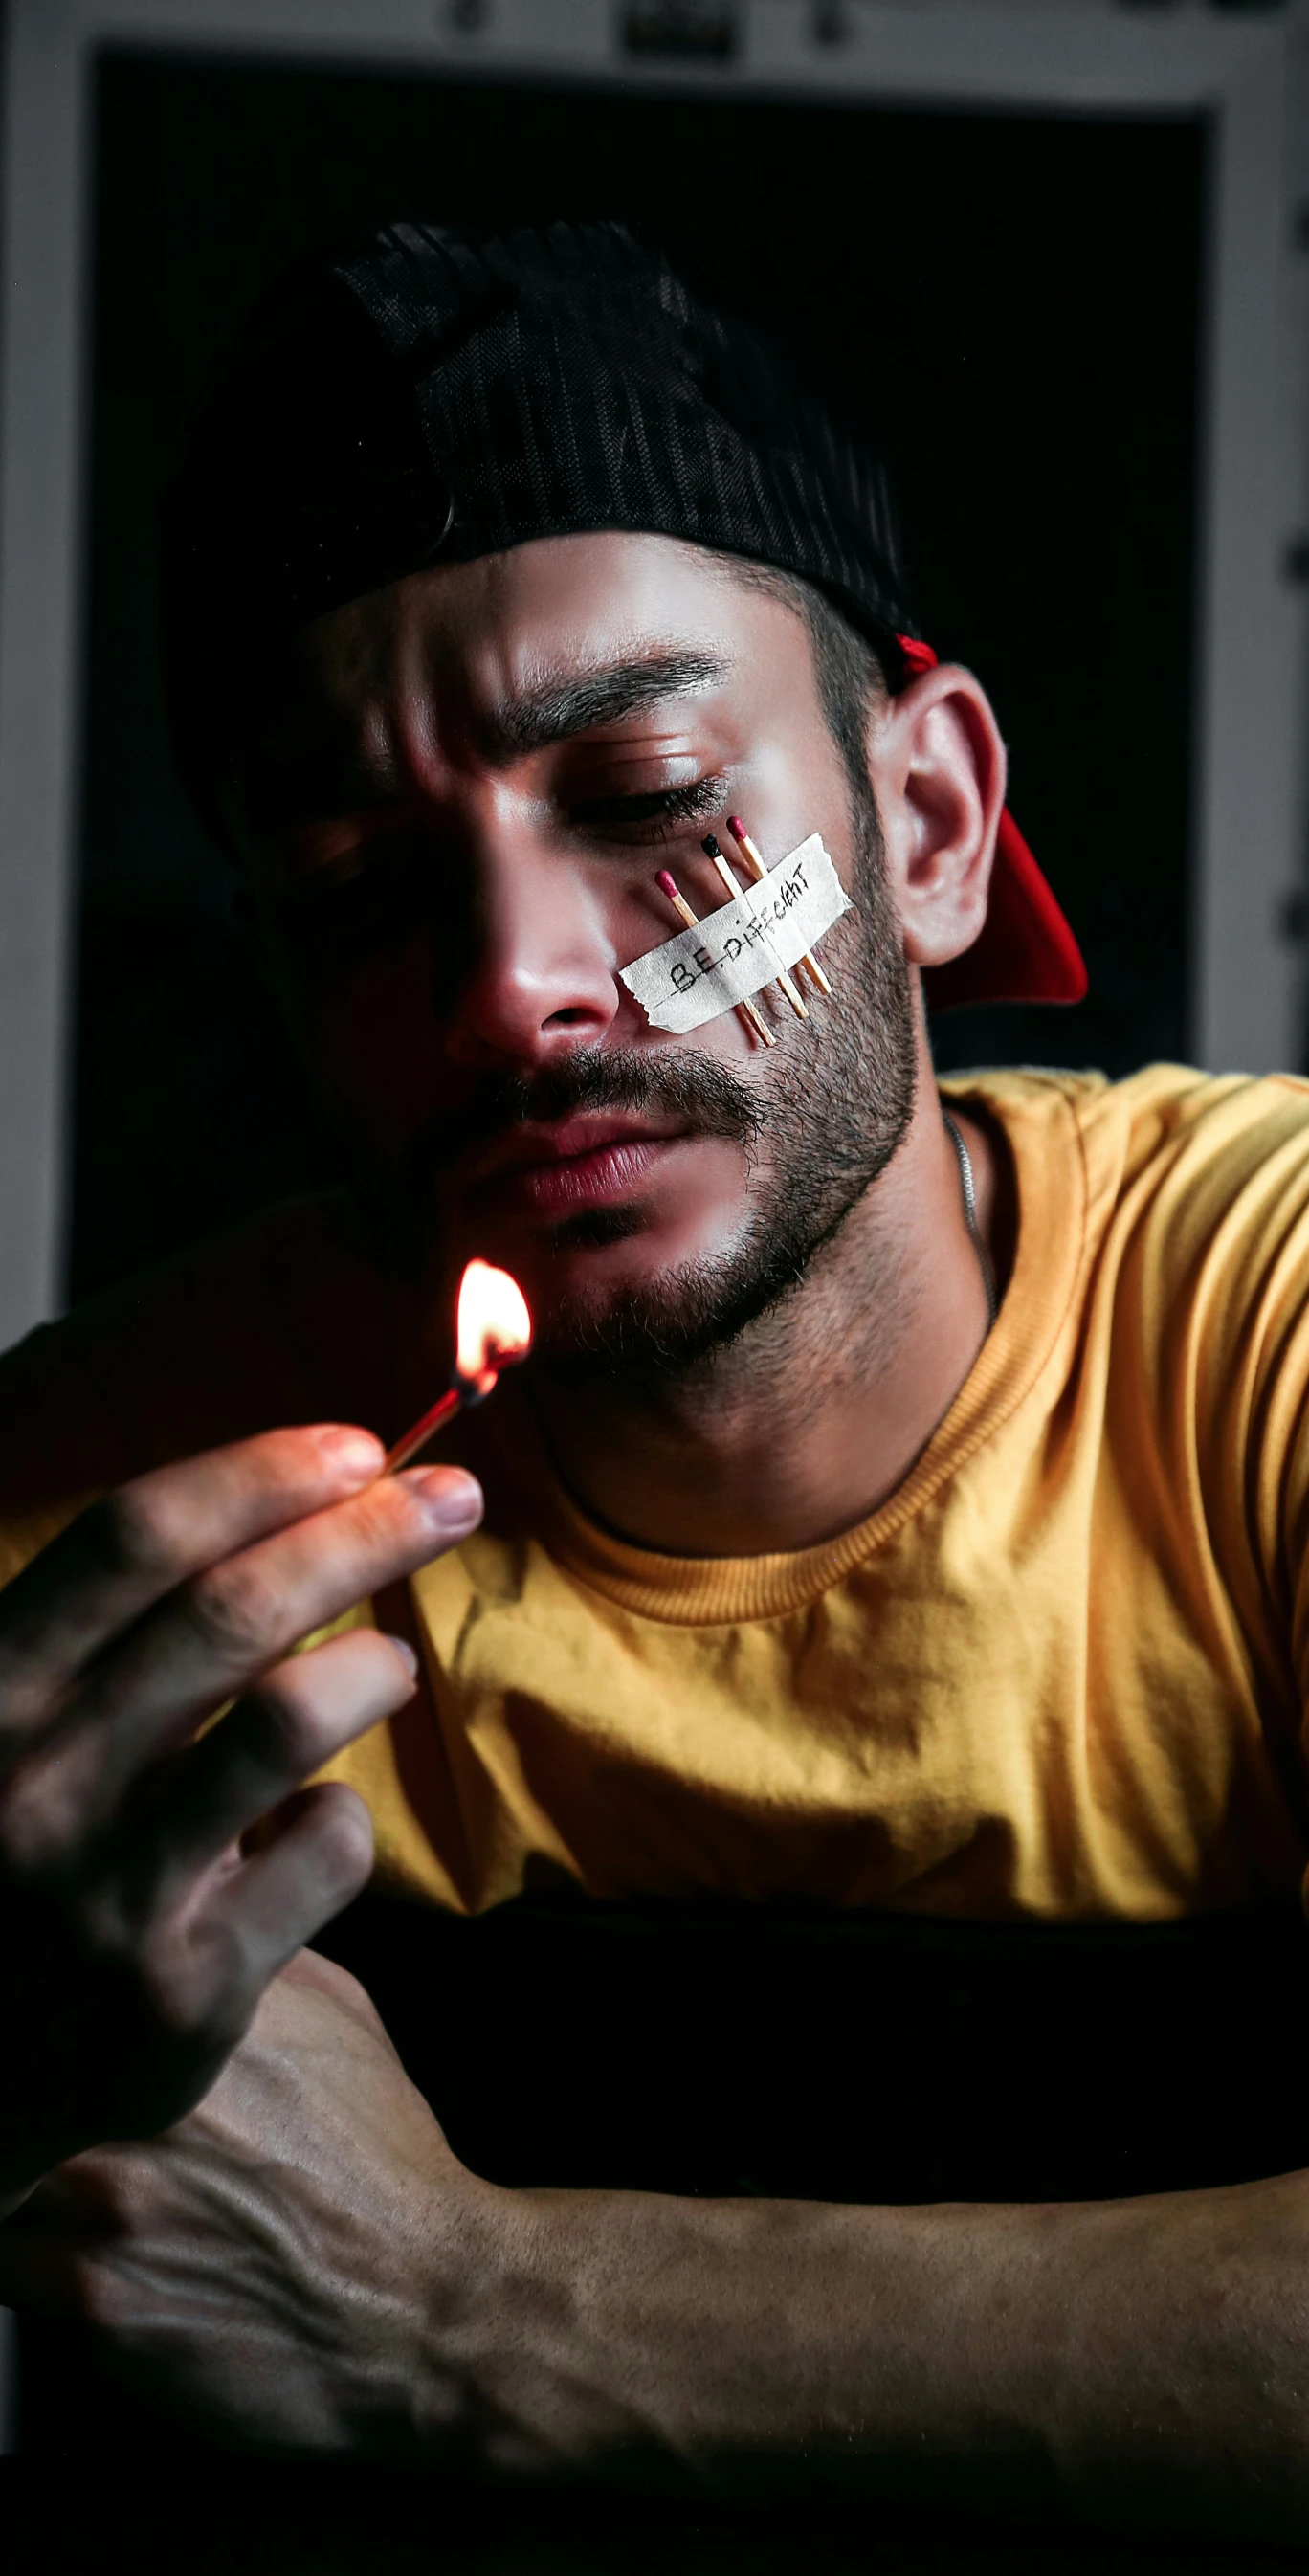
[{"x1": 5, "y1": 1064, "x2": 1309, "y2": 1924}]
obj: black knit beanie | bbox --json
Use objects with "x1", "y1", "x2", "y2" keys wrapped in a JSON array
[{"x1": 162, "y1": 218, "x2": 918, "y2": 806}]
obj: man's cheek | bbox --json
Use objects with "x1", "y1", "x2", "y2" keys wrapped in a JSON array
[{"x1": 299, "y1": 949, "x2": 445, "y2": 1145}]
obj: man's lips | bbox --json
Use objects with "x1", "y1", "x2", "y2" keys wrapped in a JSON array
[{"x1": 463, "y1": 1115, "x2": 695, "y2": 1216}]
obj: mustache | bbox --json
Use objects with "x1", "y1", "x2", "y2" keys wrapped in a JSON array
[{"x1": 412, "y1": 1047, "x2": 766, "y2": 1178}]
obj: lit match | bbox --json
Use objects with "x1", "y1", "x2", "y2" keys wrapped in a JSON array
[{"x1": 384, "y1": 1259, "x2": 532, "y2": 1472}]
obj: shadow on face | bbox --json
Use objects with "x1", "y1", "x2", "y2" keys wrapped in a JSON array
[{"x1": 226, "y1": 533, "x2": 919, "y2": 1368}]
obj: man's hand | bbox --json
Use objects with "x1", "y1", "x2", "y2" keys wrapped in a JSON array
[
  {"x1": 0, "y1": 1426, "x2": 481, "y2": 2209},
  {"x1": 0, "y1": 1949, "x2": 500, "y2": 2454}
]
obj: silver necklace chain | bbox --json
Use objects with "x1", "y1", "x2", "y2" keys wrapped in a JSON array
[{"x1": 943, "y1": 1111, "x2": 999, "y2": 1332}]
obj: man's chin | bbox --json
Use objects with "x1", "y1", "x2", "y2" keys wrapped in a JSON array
[
  {"x1": 522, "y1": 1210, "x2": 816, "y2": 1383},
  {"x1": 523, "y1": 1206, "x2": 714, "y2": 1343},
  {"x1": 491, "y1": 1209, "x2": 720, "y2": 1373}
]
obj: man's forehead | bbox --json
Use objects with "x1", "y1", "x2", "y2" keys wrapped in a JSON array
[
  {"x1": 303, "y1": 531, "x2": 781, "y2": 708},
  {"x1": 290, "y1": 639, "x2": 735, "y2": 792},
  {"x1": 287, "y1": 537, "x2": 801, "y2": 779},
  {"x1": 233, "y1": 533, "x2": 814, "y2": 829}
]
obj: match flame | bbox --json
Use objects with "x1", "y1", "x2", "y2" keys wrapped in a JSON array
[{"x1": 455, "y1": 1259, "x2": 532, "y2": 1393}]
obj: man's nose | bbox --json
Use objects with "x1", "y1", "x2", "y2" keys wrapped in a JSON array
[{"x1": 439, "y1": 825, "x2": 624, "y2": 1071}]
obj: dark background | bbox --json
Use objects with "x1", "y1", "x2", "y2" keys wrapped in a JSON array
[{"x1": 72, "y1": 49, "x2": 1203, "y2": 1303}]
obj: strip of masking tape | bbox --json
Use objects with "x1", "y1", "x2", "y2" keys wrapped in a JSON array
[{"x1": 619, "y1": 833, "x2": 852, "y2": 1034}]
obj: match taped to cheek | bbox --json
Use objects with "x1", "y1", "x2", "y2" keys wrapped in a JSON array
[{"x1": 620, "y1": 834, "x2": 851, "y2": 1034}]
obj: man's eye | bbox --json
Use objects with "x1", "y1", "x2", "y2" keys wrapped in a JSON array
[
  {"x1": 274, "y1": 842, "x2": 438, "y2": 955},
  {"x1": 570, "y1": 778, "x2": 725, "y2": 839}
]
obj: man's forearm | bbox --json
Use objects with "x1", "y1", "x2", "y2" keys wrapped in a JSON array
[
  {"x1": 443, "y1": 2172, "x2": 1309, "y2": 2532},
  {"x1": 16, "y1": 1972, "x2": 1306, "y2": 2533}
]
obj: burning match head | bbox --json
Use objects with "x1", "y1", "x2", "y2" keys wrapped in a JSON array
[
  {"x1": 383, "y1": 1258, "x2": 532, "y2": 1473},
  {"x1": 455, "y1": 1258, "x2": 533, "y2": 1395}
]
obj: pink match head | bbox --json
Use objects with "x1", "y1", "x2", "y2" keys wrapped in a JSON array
[
  {"x1": 655, "y1": 869, "x2": 678, "y2": 900},
  {"x1": 726, "y1": 815, "x2": 748, "y2": 842}
]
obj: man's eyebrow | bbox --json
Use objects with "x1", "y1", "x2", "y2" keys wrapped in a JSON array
[
  {"x1": 243, "y1": 745, "x2": 404, "y2": 833},
  {"x1": 476, "y1": 651, "x2": 728, "y2": 761},
  {"x1": 245, "y1": 652, "x2": 728, "y2": 833}
]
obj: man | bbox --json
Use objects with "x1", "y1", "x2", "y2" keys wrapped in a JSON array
[{"x1": 1, "y1": 219, "x2": 1308, "y2": 2531}]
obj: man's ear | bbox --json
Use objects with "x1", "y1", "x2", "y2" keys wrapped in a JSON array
[{"x1": 867, "y1": 666, "x2": 1007, "y2": 971}]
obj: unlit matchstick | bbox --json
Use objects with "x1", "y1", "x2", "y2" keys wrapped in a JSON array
[
  {"x1": 726, "y1": 814, "x2": 832, "y2": 999},
  {"x1": 654, "y1": 868, "x2": 775, "y2": 1047},
  {"x1": 702, "y1": 835, "x2": 808, "y2": 1021}
]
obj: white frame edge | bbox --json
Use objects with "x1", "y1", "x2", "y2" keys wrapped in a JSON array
[{"x1": 0, "y1": 0, "x2": 1303, "y2": 1350}]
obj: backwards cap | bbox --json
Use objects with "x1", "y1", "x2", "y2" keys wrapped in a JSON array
[{"x1": 165, "y1": 218, "x2": 1084, "y2": 1011}]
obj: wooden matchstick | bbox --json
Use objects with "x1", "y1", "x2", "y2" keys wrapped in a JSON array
[
  {"x1": 702, "y1": 836, "x2": 808, "y2": 1021},
  {"x1": 384, "y1": 1387, "x2": 463, "y2": 1474},
  {"x1": 726, "y1": 815, "x2": 832, "y2": 999},
  {"x1": 654, "y1": 869, "x2": 775, "y2": 1048}
]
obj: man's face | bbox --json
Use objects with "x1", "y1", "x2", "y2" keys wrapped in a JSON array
[{"x1": 234, "y1": 533, "x2": 917, "y2": 1371}]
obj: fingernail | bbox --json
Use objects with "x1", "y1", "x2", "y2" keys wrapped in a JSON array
[
  {"x1": 383, "y1": 1633, "x2": 419, "y2": 1679},
  {"x1": 397, "y1": 1467, "x2": 484, "y2": 1534},
  {"x1": 316, "y1": 1426, "x2": 385, "y2": 1482}
]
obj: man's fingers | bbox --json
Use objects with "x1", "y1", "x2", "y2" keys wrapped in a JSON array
[
  {"x1": 207, "y1": 1782, "x2": 376, "y2": 1989},
  {"x1": 71, "y1": 1467, "x2": 477, "y2": 1818},
  {"x1": 91, "y1": 1787, "x2": 377, "y2": 2095},
  {"x1": 1, "y1": 1466, "x2": 479, "y2": 1856},
  {"x1": 140, "y1": 1629, "x2": 418, "y2": 1891},
  {"x1": 0, "y1": 1425, "x2": 386, "y2": 1732}
]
